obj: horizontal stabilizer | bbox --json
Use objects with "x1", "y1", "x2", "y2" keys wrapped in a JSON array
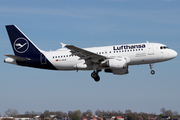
[{"x1": 4, "y1": 54, "x2": 30, "y2": 61}]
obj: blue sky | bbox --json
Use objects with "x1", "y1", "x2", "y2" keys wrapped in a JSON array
[{"x1": 0, "y1": 0, "x2": 180, "y2": 116}]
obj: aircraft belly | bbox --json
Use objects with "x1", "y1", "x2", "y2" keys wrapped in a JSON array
[{"x1": 52, "y1": 61, "x2": 75, "y2": 70}]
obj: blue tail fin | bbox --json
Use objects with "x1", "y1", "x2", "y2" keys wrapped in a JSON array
[
  {"x1": 6, "y1": 25, "x2": 41, "y2": 57},
  {"x1": 5, "y1": 25, "x2": 57, "y2": 70}
]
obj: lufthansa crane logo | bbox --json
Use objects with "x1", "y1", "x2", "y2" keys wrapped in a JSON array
[{"x1": 14, "y1": 38, "x2": 29, "y2": 53}]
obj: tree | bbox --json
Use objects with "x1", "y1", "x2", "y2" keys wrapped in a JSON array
[
  {"x1": 43, "y1": 110, "x2": 50, "y2": 117},
  {"x1": 31, "y1": 111, "x2": 37, "y2": 115},
  {"x1": 73, "y1": 110, "x2": 81, "y2": 120},
  {"x1": 159, "y1": 114, "x2": 163, "y2": 118},
  {"x1": 68, "y1": 110, "x2": 81, "y2": 120},
  {"x1": 160, "y1": 108, "x2": 166, "y2": 116},
  {"x1": 4, "y1": 109, "x2": 18, "y2": 117},
  {"x1": 54, "y1": 111, "x2": 67, "y2": 117},
  {"x1": 125, "y1": 110, "x2": 139, "y2": 120},
  {"x1": 173, "y1": 111, "x2": 178, "y2": 117},
  {"x1": 165, "y1": 110, "x2": 173, "y2": 118},
  {"x1": 95, "y1": 109, "x2": 102, "y2": 117},
  {"x1": 139, "y1": 112, "x2": 148, "y2": 120},
  {"x1": 82, "y1": 110, "x2": 93, "y2": 118},
  {"x1": 68, "y1": 111, "x2": 74, "y2": 119},
  {"x1": 25, "y1": 111, "x2": 31, "y2": 117},
  {"x1": 117, "y1": 110, "x2": 123, "y2": 116}
]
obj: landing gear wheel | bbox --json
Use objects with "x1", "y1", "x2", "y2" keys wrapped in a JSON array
[
  {"x1": 91, "y1": 70, "x2": 100, "y2": 82},
  {"x1": 151, "y1": 70, "x2": 155, "y2": 75},
  {"x1": 94, "y1": 75, "x2": 100, "y2": 82},
  {"x1": 91, "y1": 71, "x2": 97, "y2": 78}
]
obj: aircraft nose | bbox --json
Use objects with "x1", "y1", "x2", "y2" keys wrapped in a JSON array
[
  {"x1": 171, "y1": 50, "x2": 178, "y2": 58},
  {"x1": 172, "y1": 51, "x2": 178, "y2": 58}
]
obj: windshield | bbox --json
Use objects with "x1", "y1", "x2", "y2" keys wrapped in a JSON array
[{"x1": 160, "y1": 46, "x2": 169, "y2": 49}]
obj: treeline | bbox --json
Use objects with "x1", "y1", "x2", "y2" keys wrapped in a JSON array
[{"x1": 1, "y1": 108, "x2": 180, "y2": 120}]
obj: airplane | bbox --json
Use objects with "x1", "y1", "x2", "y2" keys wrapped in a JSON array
[{"x1": 4, "y1": 25, "x2": 178, "y2": 82}]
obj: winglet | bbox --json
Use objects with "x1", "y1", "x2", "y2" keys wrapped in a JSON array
[{"x1": 60, "y1": 42, "x2": 66, "y2": 48}]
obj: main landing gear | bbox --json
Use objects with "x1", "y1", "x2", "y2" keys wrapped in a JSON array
[
  {"x1": 149, "y1": 63, "x2": 155, "y2": 75},
  {"x1": 91, "y1": 70, "x2": 101, "y2": 82}
]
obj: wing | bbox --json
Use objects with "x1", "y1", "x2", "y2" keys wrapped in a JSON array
[{"x1": 65, "y1": 44, "x2": 107, "y2": 62}]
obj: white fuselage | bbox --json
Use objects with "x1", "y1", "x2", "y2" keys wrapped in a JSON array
[{"x1": 43, "y1": 42, "x2": 177, "y2": 70}]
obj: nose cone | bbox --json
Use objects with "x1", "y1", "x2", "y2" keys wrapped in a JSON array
[{"x1": 171, "y1": 50, "x2": 178, "y2": 59}]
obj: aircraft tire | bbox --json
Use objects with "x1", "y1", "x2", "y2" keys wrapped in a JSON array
[
  {"x1": 91, "y1": 71, "x2": 100, "y2": 82},
  {"x1": 151, "y1": 70, "x2": 155, "y2": 75},
  {"x1": 91, "y1": 71, "x2": 97, "y2": 78},
  {"x1": 94, "y1": 76, "x2": 100, "y2": 82}
]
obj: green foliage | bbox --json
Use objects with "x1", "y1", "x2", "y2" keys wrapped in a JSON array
[
  {"x1": 68, "y1": 110, "x2": 81, "y2": 120},
  {"x1": 159, "y1": 114, "x2": 163, "y2": 118},
  {"x1": 72, "y1": 115, "x2": 80, "y2": 120}
]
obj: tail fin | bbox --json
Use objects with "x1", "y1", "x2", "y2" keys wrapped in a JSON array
[{"x1": 6, "y1": 25, "x2": 41, "y2": 57}]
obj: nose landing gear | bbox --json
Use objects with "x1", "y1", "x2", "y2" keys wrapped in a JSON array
[{"x1": 149, "y1": 63, "x2": 155, "y2": 75}]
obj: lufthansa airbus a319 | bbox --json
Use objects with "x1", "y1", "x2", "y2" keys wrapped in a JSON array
[{"x1": 4, "y1": 25, "x2": 178, "y2": 82}]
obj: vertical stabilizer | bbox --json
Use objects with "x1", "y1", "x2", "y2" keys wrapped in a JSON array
[
  {"x1": 5, "y1": 25, "x2": 57, "y2": 70},
  {"x1": 6, "y1": 25, "x2": 41, "y2": 57}
]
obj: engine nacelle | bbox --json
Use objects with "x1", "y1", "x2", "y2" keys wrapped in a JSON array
[
  {"x1": 112, "y1": 67, "x2": 129, "y2": 75},
  {"x1": 101, "y1": 57, "x2": 128, "y2": 69},
  {"x1": 73, "y1": 62, "x2": 87, "y2": 69},
  {"x1": 105, "y1": 67, "x2": 129, "y2": 75}
]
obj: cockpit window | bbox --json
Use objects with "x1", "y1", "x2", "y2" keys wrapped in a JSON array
[{"x1": 160, "y1": 46, "x2": 169, "y2": 49}]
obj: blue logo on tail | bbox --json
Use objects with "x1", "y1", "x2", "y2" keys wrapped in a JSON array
[{"x1": 14, "y1": 38, "x2": 29, "y2": 53}]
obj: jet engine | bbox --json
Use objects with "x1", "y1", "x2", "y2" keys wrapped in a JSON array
[
  {"x1": 101, "y1": 56, "x2": 129, "y2": 75},
  {"x1": 101, "y1": 56, "x2": 129, "y2": 69}
]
